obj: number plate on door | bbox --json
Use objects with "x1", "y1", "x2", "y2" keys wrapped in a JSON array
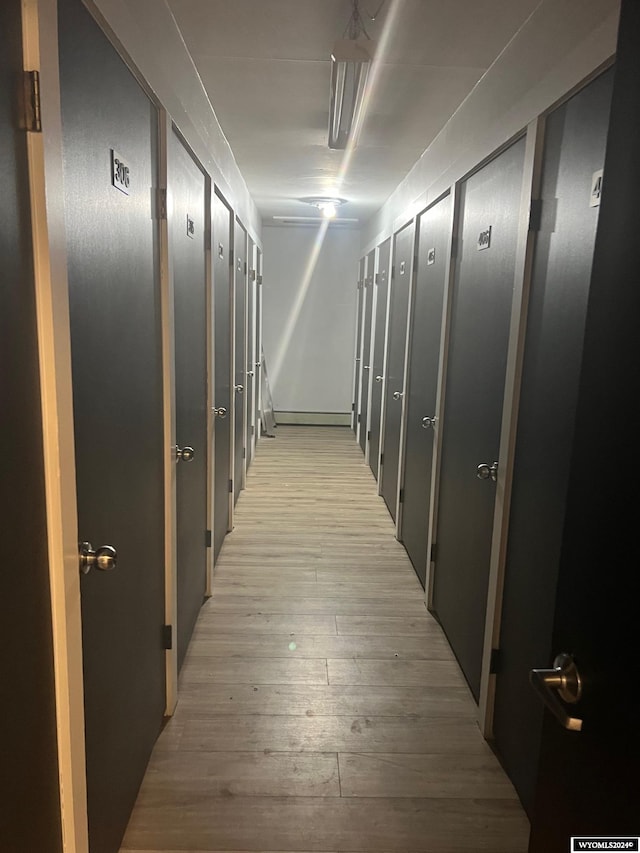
[{"x1": 111, "y1": 149, "x2": 130, "y2": 195}]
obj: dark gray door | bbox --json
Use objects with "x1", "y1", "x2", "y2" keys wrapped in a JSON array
[
  {"x1": 1, "y1": 2, "x2": 62, "y2": 848},
  {"x1": 255, "y1": 248, "x2": 263, "y2": 445},
  {"x1": 352, "y1": 257, "x2": 366, "y2": 436},
  {"x1": 212, "y1": 191, "x2": 233, "y2": 559},
  {"x1": 494, "y1": 70, "x2": 613, "y2": 818},
  {"x1": 246, "y1": 237, "x2": 255, "y2": 469},
  {"x1": 358, "y1": 249, "x2": 375, "y2": 453},
  {"x1": 380, "y1": 222, "x2": 415, "y2": 521},
  {"x1": 170, "y1": 132, "x2": 208, "y2": 670},
  {"x1": 530, "y1": 7, "x2": 638, "y2": 844},
  {"x1": 399, "y1": 195, "x2": 451, "y2": 588},
  {"x1": 59, "y1": 1, "x2": 165, "y2": 851},
  {"x1": 431, "y1": 138, "x2": 526, "y2": 700},
  {"x1": 233, "y1": 219, "x2": 247, "y2": 504},
  {"x1": 368, "y1": 238, "x2": 390, "y2": 479}
]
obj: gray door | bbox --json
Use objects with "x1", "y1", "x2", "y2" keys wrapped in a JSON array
[
  {"x1": 245, "y1": 237, "x2": 256, "y2": 469},
  {"x1": 233, "y1": 219, "x2": 247, "y2": 504},
  {"x1": 494, "y1": 70, "x2": 613, "y2": 816},
  {"x1": 1, "y1": 1, "x2": 62, "y2": 847},
  {"x1": 368, "y1": 238, "x2": 391, "y2": 479},
  {"x1": 380, "y1": 221, "x2": 415, "y2": 521},
  {"x1": 255, "y1": 248, "x2": 263, "y2": 445},
  {"x1": 530, "y1": 8, "x2": 638, "y2": 842},
  {"x1": 399, "y1": 195, "x2": 451, "y2": 588},
  {"x1": 431, "y1": 138, "x2": 526, "y2": 700},
  {"x1": 59, "y1": 1, "x2": 166, "y2": 850},
  {"x1": 358, "y1": 249, "x2": 375, "y2": 453},
  {"x1": 170, "y1": 132, "x2": 208, "y2": 670},
  {"x1": 212, "y1": 191, "x2": 233, "y2": 559},
  {"x1": 352, "y1": 257, "x2": 366, "y2": 435}
]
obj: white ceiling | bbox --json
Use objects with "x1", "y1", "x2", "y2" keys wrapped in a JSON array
[{"x1": 166, "y1": 0, "x2": 541, "y2": 225}]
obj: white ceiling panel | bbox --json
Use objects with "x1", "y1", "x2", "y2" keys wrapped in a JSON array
[{"x1": 163, "y1": 0, "x2": 543, "y2": 223}]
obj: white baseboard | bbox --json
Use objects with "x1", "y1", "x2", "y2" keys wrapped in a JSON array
[{"x1": 275, "y1": 411, "x2": 351, "y2": 426}]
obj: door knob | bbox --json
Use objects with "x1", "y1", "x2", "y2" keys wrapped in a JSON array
[
  {"x1": 530, "y1": 653, "x2": 583, "y2": 732},
  {"x1": 235, "y1": 384, "x2": 244, "y2": 394},
  {"x1": 363, "y1": 365, "x2": 370, "y2": 370},
  {"x1": 213, "y1": 406, "x2": 228, "y2": 419},
  {"x1": 246, "y1": 370, "x2": 254, "y2": 377},
  {"x1": 421, "y1": 416, "x2": 437, "y2": 430},
  {"x1": 79, "y1": 541, "x2": 117, "y2": 575},
  {"x1": 375, "y1": 375, "x2": 383, "y2": 382},
  {"x1": 477, "y1": 461, "x2": 498, "y2": 481},
  {"x1": 176, "y1": 445, "x2": 195, "y2": 462},
  {"x1": 393, "y1": 390, "x2": 404, "y2": 400}
]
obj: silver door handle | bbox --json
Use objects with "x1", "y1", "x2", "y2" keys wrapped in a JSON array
[
  {"x1": 530, "y1": 653, "x2": 583, "y2": 732},
  {"x1": 235, "y1": 384, "x2": 244, "y2": 394},
  {"x1": 375, "y1": 375, "x2": 383, "y2": 382},
  {"x1": 213, "y1": 407, "x2": 228, "y2": 419},
  {"x1": 176, "y1": 445, "x2": 195, "y2": 462},
  {"x1": 363, "y1": 365, "x2": 370, "y2": 370},
  {"x1": 421, "y1": 416, "x2": 437, "y2": 430},
  {"x1": 79, "y1": 541, "x2": 117, "y2": 575},
  {"x1": 477, "y1": 461, "x2": 498, "y2": 481},
  {"x1": 393, "y1": 390, "x2": 403, "y2": 400},
  {"x1": 247, "y1": 371, "x2": 254, "y2": 377}
]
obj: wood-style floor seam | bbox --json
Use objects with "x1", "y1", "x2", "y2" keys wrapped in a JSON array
[{"x1": 120, "y1": 425, "x2": 529, "y2": 853}]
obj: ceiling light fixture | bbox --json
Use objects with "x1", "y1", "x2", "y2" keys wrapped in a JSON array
[
  {"x1": 329, "y1": 2, "x2": 377, "y2": 150},
  {"x1": 300, "y1": 196, "x2": 347, "y2": 219}
]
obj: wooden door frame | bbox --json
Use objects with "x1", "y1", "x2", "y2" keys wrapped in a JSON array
[
  {"x1": 424, "y1": 184, "x2": 459, "y2": 608},
  {"x1": 363, "y1": 246, "x2": 379, "y2": 467},
  {"x1": 393, "y1": 219, "x2": 418, "y2": 538},
  {"x1": 22, "y1": 1, "x2": 89, "y2": 849}
]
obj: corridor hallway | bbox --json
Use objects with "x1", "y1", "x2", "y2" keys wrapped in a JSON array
[{"x1": 120, "y1": 426, "x2": 529, "y2": 852}]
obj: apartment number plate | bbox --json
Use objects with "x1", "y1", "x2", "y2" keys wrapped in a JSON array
[
  {"x1": 427, "y1": 247, "x2": 436, "y2": 265},
  {"x1": 187, "y1": 214, "x2": 195, "y2": 238},
  {"x1": 590, "y1": 169, "x2": 603, "y2": 208},
  {"x1": 111, "y1": 149, "x2": 130, "y2": 195},
  {"x1": 478, "y1": 226, "x2": 492, "y2": 251}
]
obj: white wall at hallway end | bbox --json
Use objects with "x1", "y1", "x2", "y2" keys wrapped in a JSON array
[{"x1": 262, "y1": 225, "x2": 360, "y2": 415}]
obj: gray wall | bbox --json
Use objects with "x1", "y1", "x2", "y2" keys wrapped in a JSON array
[{"x1": 262, "y1": 225, "x2": 360, "y2": 418}]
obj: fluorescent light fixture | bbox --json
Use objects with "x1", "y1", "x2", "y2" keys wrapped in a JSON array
[{"x1": 329, "y1": 38, "x2": 375, "y2": 150}]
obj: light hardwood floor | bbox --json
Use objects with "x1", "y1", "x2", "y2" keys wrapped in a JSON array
[{"x1": 121, "y1": 426, "x2": 529, "y2": 853}]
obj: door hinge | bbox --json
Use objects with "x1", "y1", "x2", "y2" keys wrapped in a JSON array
[
  {"x1": 375, "y1": 273, "x2": 380, "y2": 284},
  {"x1": 399, "y1": 488, "x2": 404, "y2": 504},
  {"x1": 205, "y1": 529, "x2": 212, "y2": 548},
  {"x1": 358, "y1": 414, "x2": 361, "y2": 423},
  {"x1": 156, "y1": 187, "x2": 167, "y2": 220},
  {"x1": 242, "y1": 447, "x2": 246, "y2": 459},
  {"x1": 23, "y1": 71, "x2": 42, "y2": 133},
  {"x1": 244, "y1": 261, "x2": 247, "y2": 275},
  {"x1": 490, "y1": 648, "x2": 501, "y2": 674},
  {"x1": 257, "y1": 274, "x2": 263, "y2": 286},
  {"x1": 380, "y1": 452, "x2": 384, "y2": 466},
  {"x1": 367, "y1": 430, "x2": 371, "y2": 441},
  {"x1": 529, "y1": 198, "x2": 543, "y2": 232},
  {"x1": 250, "y1": 268, "x2": 256, "y2": 281},
  {"x1": 430, "y1": 543, "x2": 437, "y2": 563},
  {"x1": 230, "y1": 248, "x2": 234, "y2": 266},
  {"x1": 229, "y1": 478, "x2": 233, "y2": 493},
  {"x1": 352, "y1": 402, "x2": 355, "y2": 412},
  {"x1": 450, "y1": 235, "x2": 459, "y2": 259},
  {"x1": 162, "y1": 625, "x2": 173, "y2": 650}
]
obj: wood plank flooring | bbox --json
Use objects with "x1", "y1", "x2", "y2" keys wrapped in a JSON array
[{"x1": 121, "y1": 426, "x2": 529, "y2": 853}]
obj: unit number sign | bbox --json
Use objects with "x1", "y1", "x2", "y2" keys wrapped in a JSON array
[
  {"x1": 477, "y1": 226, "x2": 492, "y2": 251},
  {"x1": 111, "y1": 149, "x2": 131, "y2": 195}
]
